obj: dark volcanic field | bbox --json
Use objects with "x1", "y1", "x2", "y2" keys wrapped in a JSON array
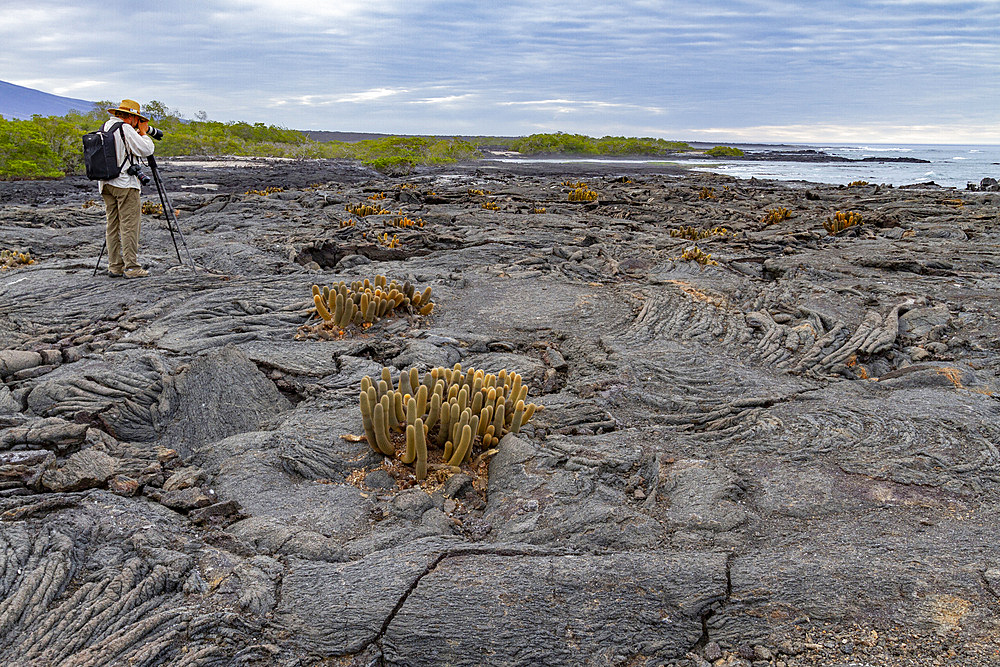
[{"x1": 2, "y1": 157, "x2": 1000, "y2": 666}]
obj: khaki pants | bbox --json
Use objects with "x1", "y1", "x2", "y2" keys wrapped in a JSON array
[{"x1": 101, "y1": 184, "x2": 141, "y2": 273}]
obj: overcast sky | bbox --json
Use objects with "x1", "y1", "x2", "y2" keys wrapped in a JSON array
[{"x1": 2, "y1": 0, "x2": 999, "y2": 143}]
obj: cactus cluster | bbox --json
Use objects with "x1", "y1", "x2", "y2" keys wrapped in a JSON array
[
  {"x1": 374, "y1": 232, "x2": 400, "y2": 249},
  {"x1": 670, "y1": 225, "x2": 731, "y2": 240},
  {"x1": 141, "y1": 201, "x2": 163, "y2": 215},
  {"x1": 481, "y1": 201, "x2": 501, "y2": 211},
  {"x1": 824, "y1": 210, "x2": 863, "y2": 234},
  {"x1": 359, "y1": 364, "x2": 539, "y2": 480},
  {"x1": 246, "y1": 186, "x2": 284, "y2": 196},
  {"x1": 561, "y1": 180, "x2": 587, "y2": 188},
  {"x1": 677, "y1": 246, "x2": 718, "y2": 266},
  {"x1": 340, "y1": 219, "x2": 357, "y2": 228},
  {"x1": 698, "y1": 187, "x2": 717, "y2": 200},
  {"x1": 387, "y1": 216, "x2": 424, "y2": 228},
  {"x1": 1, "y1": 250, "x2": 35, "y2": 271},
  {"x1": 346, "y1": 203, "x2": 392, "y2": 217},
  {"x1": 368, "y1": 192, "x2": 388, "y2": 200},
  {"x1": 848, "y1": 180, "x2": 870, "y2": 187},
  {"x1": 568, "y1": 187, "x2": 598, "y2": 202},
  {"x1": 761, "y1": 207, "x2": 791, "y2": 225},
  {"x1": 82, "y1": 199, "x2": 99, "y2": 209},
  {"x1": 467, "y1": 188, "x2": 492, "y2": 196},
  {"x1": 531, "y1": 207, "x2": 547, "y2": 214},
  {"x1": 310, "y1": 276, "x2": 433, "y2": 330}
]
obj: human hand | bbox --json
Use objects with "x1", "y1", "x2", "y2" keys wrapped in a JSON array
[{"x1": 138, "y1": 120, "x2": 149, "y2": 136}]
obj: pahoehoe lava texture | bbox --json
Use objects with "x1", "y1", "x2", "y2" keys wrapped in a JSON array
[{"x1": 2, "y1": 158, "x2": 1000, "y2": 666}]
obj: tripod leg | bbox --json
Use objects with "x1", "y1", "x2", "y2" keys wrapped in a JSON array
[
  {"x1": 92, "y1": 239, "x2": 106, "y2": 277},
  {"x1": 147, "y1": 155, "x2": 197, "y2": 270},
  {"x1": 150, "y1": 161, "x2": 183, "y2": 265}
]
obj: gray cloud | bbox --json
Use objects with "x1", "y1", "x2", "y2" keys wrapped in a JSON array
[{"x1": 1, "y1": 0, "x2": 997, "y2": 142}]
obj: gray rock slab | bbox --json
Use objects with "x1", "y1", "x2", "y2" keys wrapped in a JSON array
[
  {"x1": 239, "y1": 339, "x2": 342, "y2": 377},
  {"x1": 485, "y1": 433, "x2": 663, "y2": 549},
  {"x1": 383, "y1": 550, "x2": 728, "y2": 666},
  {"x1": 210, "y1": 446, "x2": 373, "y2": 539},
  {"x1": 157, "y1": 346, "x2": 291, "y2": 456},
  {"x1": 275, "y1": 537, "x2": 462, "y2": 656}
]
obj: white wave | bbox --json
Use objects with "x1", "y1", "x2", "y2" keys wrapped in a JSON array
[{"x1": 858, "y1": 146, "x2": 914, "y2": 152}]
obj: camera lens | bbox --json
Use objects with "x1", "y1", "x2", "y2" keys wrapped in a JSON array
[{"x1": 147, "y1": 127, "x2": 164, "y2": 140}]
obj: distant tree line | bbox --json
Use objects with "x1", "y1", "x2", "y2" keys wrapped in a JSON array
[{"x1": 0, "y1": 103, "x2": 741, "y2": 180}]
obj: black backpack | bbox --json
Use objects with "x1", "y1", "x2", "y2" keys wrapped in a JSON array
[{"x1": 82, "y1": 121, "x2": 127, "y2": 180}]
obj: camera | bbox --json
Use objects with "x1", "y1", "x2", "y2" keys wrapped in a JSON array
[
  {"x1": 127, "y1": 162, "x2": 151, "y2": 186},
  {"x1": 146, "y1": 126, "x2": 164, "y2": 140}
]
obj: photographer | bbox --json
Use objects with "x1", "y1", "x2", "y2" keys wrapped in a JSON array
[{"x1": 99, "y1": 99, "x2": 155, "y2": 279}]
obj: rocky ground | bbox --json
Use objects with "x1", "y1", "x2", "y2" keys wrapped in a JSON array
[{"x1": 1, "y1": 156, "x2": 999, "y2": 666}]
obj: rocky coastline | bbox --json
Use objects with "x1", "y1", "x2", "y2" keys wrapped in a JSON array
[{"x1": 1, "y1": 157, "x2": 999, "y2": 666}]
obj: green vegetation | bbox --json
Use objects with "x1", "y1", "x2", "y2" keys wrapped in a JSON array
[
  {"x1": 705, "y1": 145, "x2": 744, "y2": 157},
  {"x1": 0, "y1": 102, "x2": 737, "y2": 180},
  {"x1": 0, "y1": 116, "x2": 66, "y2": 179},
  {"x1": 508, "y1": 132, "x2": 692, "y2": 156},
  {"x1": 326, "y1": 136, "x2": 480, "y2": 174}
]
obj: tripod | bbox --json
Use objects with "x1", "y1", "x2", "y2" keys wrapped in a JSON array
[{"x1": 92, "y1": 154, "x2": 196, "y2": 276}]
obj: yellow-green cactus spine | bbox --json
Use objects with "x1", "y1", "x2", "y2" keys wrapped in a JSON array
[
  {"x1": 314, "y1": 294, "x2": 333, "y2": 322},
  {"x1": 372, "y1": 400, "x2": 395, "y2": 456},
  {"x1": 510, "y1": 400, "x2": 526, "y2": 434},
  {"x1": 426, "y1": 392, "x2": 442, "y2": 431},
  {"x1": 414, "y1": 418, "x2": 428, "y2": 480},
  {"x1": 392, "y1": 391, "x2": 406, "y2": 429},
  {"x1": 360, "y1": 390, "x2": 379, "y2": 453},
  {"x1": 402, "y1": 424, "x2": 417, "y2": 464},
  {"x1": 415, "y1": 384, "x2": 428, "y2": 417},
  {"x1": 447, "y1": 424, "x2": 474, "y2": 466}
]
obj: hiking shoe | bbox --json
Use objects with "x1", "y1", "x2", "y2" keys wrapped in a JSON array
[
  {"x1": 108, "y1": 271, "x2": 124, "y2": 278},
  {"x1": 124, "y1": 268, "x2": 149, "y2": 279}
]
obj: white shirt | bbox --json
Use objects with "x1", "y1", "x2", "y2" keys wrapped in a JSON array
[{"x1": 97, "y1": 118, "x2": 155, "y2": 192}]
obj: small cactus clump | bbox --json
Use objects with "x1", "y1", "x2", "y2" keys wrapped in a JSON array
[
  {"x1": 141, "y1": 201, "x2": 163, "y2": 215},
  {"x1": 568, "y1": 187, "x2": 598, "y2": 202},
  {"x1": 670, "y1": 225, "x2": 731, "y2": 240},
  {"x1": 531, "y1": 207, "x2": 546, "y2": 214},
  {"x1": 346, "y1": 203, "x2": 392, "y2": 217},
  {"x1": 561, "y1": 180, "x2": 587, "y2": 188},
  {"x1": 387, "y1": 215, "x2": 424, "y2": 228},
  {"x1": 246, "y1": 186, "x2": 284, "y2": 196},
  {"x1": 698, "y1": 187, "x2": 717, "y2": 200},
  {"x1": 82, "y1": 199, "x2": 99, "y2": 209},
  {"x1": 847, "y1": 180, "x2": 870, "y2": 187},
  {"x1": 375, "y1": 232, "x2": 400, "y2": 249},
  {"x1": 358, "y1": 364, "x2": 539, "y2": 480},
  {"x1": 467, "y1": 188, "x2": 492, "y2": 196},
  {"x1": 761, "y1": 207, "x2": 791, "y2": 225},
  {"x1": 481, "y1": 201, "x2": 501, "y2": 211},
  {"x1": 1, "y1": 249, "x2": 35, "y2": 271},
  {"x1": 367, "y1": 192, "x2": 387, "y2": 200},
  {"x1": 300, "y1": 275, "x2": 434, "y2": 337},
  {"x1": 824, "y1": 210, "x2": 863, "y2": 235},
  {"x1": 677, "y1": 246, "x2": 718, "y2": 266}
]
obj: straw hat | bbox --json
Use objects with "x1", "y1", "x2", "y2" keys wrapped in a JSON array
[{"x1": 107, "y1": 99, "x2": 148, "y2": 122}]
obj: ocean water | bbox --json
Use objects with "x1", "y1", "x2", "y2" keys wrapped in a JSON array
[
  {"x1": 492, "y1": 144, "x2": 1000, "y2": 189},
  {"x1": 683, "y1": 143, "x2": 1000, "y2": 189}
]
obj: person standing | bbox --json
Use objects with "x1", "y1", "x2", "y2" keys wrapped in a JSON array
[{"x1": 99, "y1": 99, "x2": 154, "y2": 278}]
